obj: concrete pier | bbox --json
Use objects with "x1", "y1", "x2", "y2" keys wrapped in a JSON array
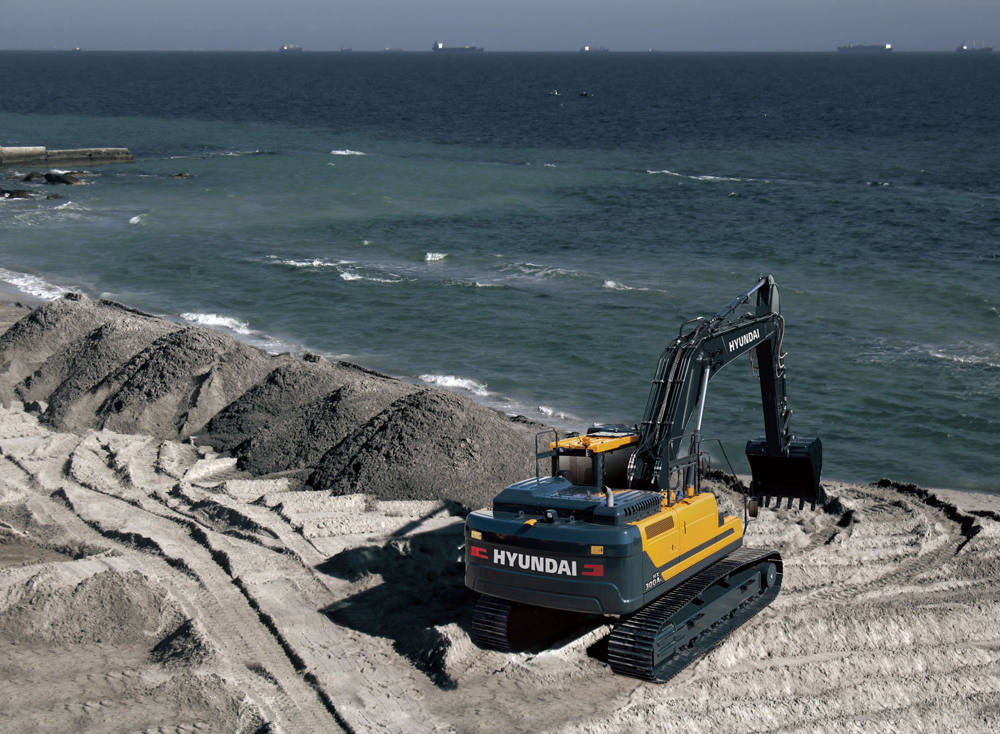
[{"x1": 0, "y1": 146, "x2": 133, "y2": 167}]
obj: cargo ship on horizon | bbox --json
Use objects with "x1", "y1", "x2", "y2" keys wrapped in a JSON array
[
  {"x1": 279, "y1": 44, "x2": 303, "y2": 53},
  {"x1": 957, "y1": 43, "x2": 993, "y2": 53},
  {"x1": 837, "y1": 44, "x2": 892, "y2": 53},
  {"x1": 432, "y1": 41, "x2": 484, "y2": 53}
]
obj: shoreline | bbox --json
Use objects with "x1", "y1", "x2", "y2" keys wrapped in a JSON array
[{"x1": 0, "y1": 278, "x2": 996, "y2": 497}]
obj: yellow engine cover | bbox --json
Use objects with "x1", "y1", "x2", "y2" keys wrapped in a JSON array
[{"x1": 631, "y1": 493, "x2": 744, "y2": 583}]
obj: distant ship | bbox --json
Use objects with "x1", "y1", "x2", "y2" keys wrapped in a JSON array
[
  {"x1": 432, "y1": 41, "x2": 484, "y2": 53},
  {"x1": 580, "y1": 45, "x2": 609, "y2": 52},
  {"x1": 280, "y1": 45, "x2": 303, "y2": 52},
  {"x1": 957, "y1": 43, "x2": 993, "y2": 53},
  {"x1": 837, "y1": 44, "x2": 892, "y2": 53}
]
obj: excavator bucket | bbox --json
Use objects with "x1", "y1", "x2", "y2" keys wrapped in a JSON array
[{"x1": 745, "y1": 437, "x2": 824, "y2": 509}]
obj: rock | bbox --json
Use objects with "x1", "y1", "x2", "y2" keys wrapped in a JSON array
[
  {"x1": 22, "y1": 172, "x2": 45, "y2": 182},
  {"x1": 0, "y1": 188, "x2": 34, "y2": 199},
  {"x1": 46, "y1": 194, "x2": 64, "y2": 200},
  {"x1": 173, "y1": 172, "x2": 190, "y2": 179},
  {"x1": 43, "y1": 172, "x2": 82, "y2": 185}
]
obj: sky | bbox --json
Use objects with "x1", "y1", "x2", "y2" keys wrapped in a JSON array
[{"x1": 1, "y1": 0, "x2": 998, "y2": 52}]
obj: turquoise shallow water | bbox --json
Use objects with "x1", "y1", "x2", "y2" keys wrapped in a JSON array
[{"x1": 1, "y1": 52, "x2": 998, "y2": 490}]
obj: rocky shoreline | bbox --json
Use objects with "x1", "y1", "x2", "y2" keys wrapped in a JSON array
[{"x1": 0, "y1": 294, "x2": 998, "y2": 733}]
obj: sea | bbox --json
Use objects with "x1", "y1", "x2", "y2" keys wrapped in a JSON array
[{"x1": 1, "y1": 51, "x2": 998, "y2": 491}]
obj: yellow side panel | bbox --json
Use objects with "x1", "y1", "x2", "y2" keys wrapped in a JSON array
[{"x1": 633, "y1": 493, "x2": 743, "y2": 576}]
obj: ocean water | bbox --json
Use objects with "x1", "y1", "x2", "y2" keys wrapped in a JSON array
[{"x1": 1, "y1": 51, "x2": 998, "y2": 491}]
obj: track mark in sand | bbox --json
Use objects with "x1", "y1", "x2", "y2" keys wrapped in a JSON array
[
  {"x1": 794, "y1": 484, "x2": 965, "y2": 606},
  {"x1": 56, "y1": 482, "x2": 341, "y2": 734}
]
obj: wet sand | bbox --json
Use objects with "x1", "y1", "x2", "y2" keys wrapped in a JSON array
[{"x1": 0, "y1": 295, "x2": 998, "y2": 733}]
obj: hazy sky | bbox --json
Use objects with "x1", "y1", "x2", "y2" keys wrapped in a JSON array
[{"x1": 2, "y1": 0, "x2": 997, "y2": 52}]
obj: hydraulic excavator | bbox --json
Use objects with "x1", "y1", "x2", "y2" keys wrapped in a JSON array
[{"x1": 464, "y1": 274, "x2": 823, "y2": 682}]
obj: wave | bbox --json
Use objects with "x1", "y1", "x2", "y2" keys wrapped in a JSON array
[
  {"x1": 647, "y1": 169, "x2": 763, "y2": 183},
  {"x1": 330, "y1": 149, "x2": 367, "y2": 156},
  {"x1": 339, "y1": 271, "x2": 403, "y2": 284},
  {"x1": 0, "y1": 267, "x2": 71, "y2": 300},
  {"x1": 928, "y1": 350, "x2": 1000, "y2": 370},
  {"x1": 54, "y1": 201, "x2": 90, "y2": 211},
  {"x1": 425, "y1": 252, "x2": 448, "y2": 262},
  {"x1": 263, "y1": 255, "x2": 348, "y2": 269},
  {"x1": 419, "y1": 374, "x2": 489, "y2": 396},
  {"x1": 602, "y1": 279, "x2": 649, "y2": 292},
  {"x1": 537, "y1": 405, "x2": 580, "y2": 422},
  {"x1": 500, "y1": 262, "x2": 586, "y2": 280},
  {"x1": 128, "y1": 214, "x2": 146, "y2": 225},
  {"x1": 179, "y1": 312, "x2": 252, "y2": 335}
]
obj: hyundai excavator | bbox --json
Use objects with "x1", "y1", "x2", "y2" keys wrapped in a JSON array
[{"x1": 464, "y1": 274, "x2": 823, "y2": 682}]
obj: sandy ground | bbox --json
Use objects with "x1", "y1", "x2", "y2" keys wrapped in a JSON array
[{"x1": 0, "y1": 294, "x2": 999, "y2": 733}]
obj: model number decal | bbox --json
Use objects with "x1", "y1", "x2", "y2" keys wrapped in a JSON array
[{"x1": 645, "y1": 575, "x2": 663, "y2": 592}]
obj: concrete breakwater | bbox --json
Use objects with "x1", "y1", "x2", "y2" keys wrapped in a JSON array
[{"x1": 0, "y1": 145, "x2": 132, "y2": 167}]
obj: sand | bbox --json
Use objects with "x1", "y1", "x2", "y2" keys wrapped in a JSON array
[{"x1": 0, "y1": 293, "x2": 998, "y2": 733}]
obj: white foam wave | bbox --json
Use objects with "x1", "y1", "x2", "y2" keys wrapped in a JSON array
[
  {"x1": 502, "y1": 262, "x2": 584, "y2": 280},
  {"x1": 928, "y1": 351, "x2": 1000, "y2": 370},
  {"x1": 266, "y1": 256, "x2": 346, "y2": 268},
  {"x1": 647, "y1": 169, "x2": 758, "y2": 183},
  {"x1": 543, "y1": 163, "x2": 557, "y2": 168},
  {"x1": 537, "y1": 405, "x2": 579, "y2": 421},
  {"x1": 0, "y1": 267, "x2": 71, "y2": 300},
  {"x1": 180, "y1": 312, "x2": 252, "y2": 335},
  {"x1": 419, "y1": 374, "x2": 489, "y2": 396},
  {"x1": 129, "y1": 214, "x2": 146, "y2": 225},
  {"x1": 339, "y1": 271, "x2": 401, "y2": 284},
  {"x1": 602, "y1": 279, "x2": 649, "y2": 292},
  {"x1": 425, "y1": 252, "x2": 448, "y2": 262},
  {"x1": 54, "y1": 201, "x2": 89, "y2": 211},
  {"x1": 330, "y1": 149, "x2": 367, "y2": 156}
]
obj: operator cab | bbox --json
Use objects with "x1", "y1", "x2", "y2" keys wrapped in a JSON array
[{"x1": 551, "y1": 424, "x2": 638, "y2": 490}]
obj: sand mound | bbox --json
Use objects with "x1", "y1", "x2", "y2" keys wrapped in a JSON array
[
  {"x1": 233, "y1": 374, "x2": 419, "y2": 475},
  {"x1": 150, "y1": 617, "x2": 218, "y2": 667},
  {"x1": 308, "y1": 389, "x2": 541, "y2": 508},
  {"x1": 0, "y1": 294, "x2": 162, "y2": 406},
  {"x1": 91, "y1": 326, "x2": 274, "y2": 439},
  {"x1": 0, "y1": 563, "x2": 182, "y2": 645},
  {"x1": 202, "y1": 355, "x2": 352, "y2": 451},
  {"x1": 26, "y1": 318, "x2": 180, "y2": 432}
]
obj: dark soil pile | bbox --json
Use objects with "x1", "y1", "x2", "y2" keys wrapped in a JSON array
[
  {"x1": 307, "y1": 389, "x2": 544, "y2": 509},
  {"x1": 231, "y1": 373, "x2": 419, "y2": 475},
  {"x1": 0, "y1": 294, "x2": 163, "y2": 406},
  {"x1": 91, "y1": 327, "x2": 274, "y2": 439},
  {"x1": 26, "y1": 318, "x2": 180, "y2": 433}
]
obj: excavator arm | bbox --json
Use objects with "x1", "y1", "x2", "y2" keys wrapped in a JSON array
[{"x1": 628, "y1": 275, "x2": 822, "y2": 507}]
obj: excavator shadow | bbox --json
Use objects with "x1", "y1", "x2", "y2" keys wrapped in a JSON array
[{"x1": 317, "y1": 523, "x2": 476, "y2": 689}]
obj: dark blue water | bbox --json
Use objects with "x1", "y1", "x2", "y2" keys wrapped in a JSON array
[{"x1": 2, "y1": 52, "x2": 999, "y2": 490}]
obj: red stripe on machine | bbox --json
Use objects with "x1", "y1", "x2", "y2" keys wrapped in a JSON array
[
  {"x1": 582, "y1": 564, "x2": 604, "y2": 577},
  {"x1": 470, "y1": 546, "x2": 488, "y2": 559}
]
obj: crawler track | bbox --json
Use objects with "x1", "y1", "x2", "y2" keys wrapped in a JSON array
[
  {"x1": 472, "y1": 595, "x2": 593, "y2": 652},
  {"x1": 607, "y1": 548, "x2": 782, "y2": 682}
]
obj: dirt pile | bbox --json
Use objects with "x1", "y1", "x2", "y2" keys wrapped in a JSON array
[
  {"x1": 204, "y1": 356, "x2": 420, "y2": 476},
  {"x1": 308, "y1": 389, "x2": 545, "y2": 508},
  {"x1": 0, "y1": 296, "x2": 552, "y2": 505},
  {"x1": 0, "y1": 563, "x2": 182, "y2": 645},
  {"x1": 0, "y1": 294, "x2": 165, "y2": 407}
]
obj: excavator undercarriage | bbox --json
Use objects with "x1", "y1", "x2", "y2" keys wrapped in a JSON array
[{"x1": 465, "y1": 275, "x2": 823, "y2": 682}]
